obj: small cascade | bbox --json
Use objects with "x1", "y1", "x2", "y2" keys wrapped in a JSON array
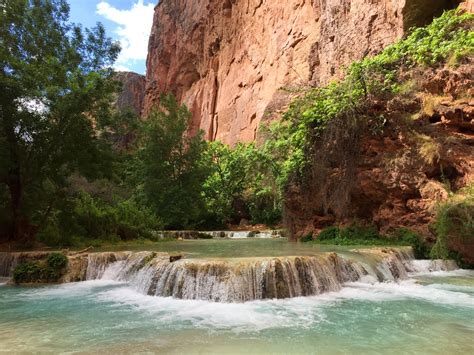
[
  {"x1": 409, "y1": 259, "x2": 459, "y2": 273},
  {"x1": 153, "y1": 230, "x2": 283, "y2": 240},
  {"x1": 1, "y1": 247, "x2": 461, "y2": 302},
  {"x1": 85, "y1": 252, "x2": 131, "y2": 280},
  {"x1": 359, "y1": 248, "x2": 414, "y2": 282},
  {"x1": 0, "y1": 253, "x2": 13, "y2": 277},
  {"x1": 207, "y1": 230, "x2": 281, "y2": 239},
  {"x1": 82, "y1": 248, "x2": 442, "y2": 303}
]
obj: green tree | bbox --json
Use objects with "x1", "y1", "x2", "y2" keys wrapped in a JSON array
[
  {"x1": 0, "y1": 0, "x2": 120, "y2": 241},
  {"x1": 135, "y1": 94, "x2": 210, "y2": 229},
  {"x1": 203, "y1": 142, "x2": 253, "y2": 223},
  {"x1": 202, "y1": 141, "x2": 282, "y2": 226}
]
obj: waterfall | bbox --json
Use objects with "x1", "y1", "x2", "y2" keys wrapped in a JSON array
[
  {"x1": 0, "y1": 248, "x2": 461, "y2": 300},
  {"x1": 82, "y1": 247, "x2": 447, "y2": 303},
  {"x1": 0, "y1": 253, "x2": 13, "y2": 277},
  {"x1": 85, "y1": 252, "x2": 131, "y2": 280},
  {"x1": 153, "y1": 230, "x2": 283, "y2": 240}
]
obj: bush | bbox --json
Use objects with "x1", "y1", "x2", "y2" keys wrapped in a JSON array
[
  {"x1": 300, "y1": 234, "x2": 313, "y2": 243},
  {"x1": 430, "y1": 239, "x2": 450, "y2": 260},
  {"x1": 317, "y1": 227, "x2": 341, "y2": 241},
  {"x1": 37, "y1": 221, "x2": 63, "y2": 247},
  {"x1": 314, "y1": 225, "x2": 385, "y2": 245},
  {"x1": 341, "y1": 225, "x2": 381, "y2": 240},
  {"x1": 114, "y1": 200, "x2": 158, "y2": 240},
  {"x1": 202, "y1": 141, "x2": 282, "y2": 227},
  {"x1": 248, "y1": 192, "x2": 281, "y2": 226},
  {"x1": 38, "y1": 192, "x2": 159, "y2": 247},
  {"x1": 432, "y1": 185, "x2": 473, "y2": 261},
  {"x1": 47, "y1": 252, "x2": 68, "y2": 269},
  {"x1": 393, "y1": 228, "x2": 430, "y2": 259},
  {"x1": 134, "y1": 94, "x2": 210, "y2": 229},
  {"x1": 13, "y1": 253, "x2": 68, "y2": 284},
  {"x1": 13, "y1": 262, "x2": 43, "y2": 283}
]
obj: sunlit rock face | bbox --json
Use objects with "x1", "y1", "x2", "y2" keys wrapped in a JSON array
[{"x1": 143, "y1": 0, "x2": 456, "y2": 145}]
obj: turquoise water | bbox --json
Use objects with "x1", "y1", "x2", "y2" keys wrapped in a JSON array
[
  {"x1": 94, "y1": 238, "x2": 394, "y2": 259},
  {"x1": 1, "y1": 269, "x2": 473, "y2": 354}
]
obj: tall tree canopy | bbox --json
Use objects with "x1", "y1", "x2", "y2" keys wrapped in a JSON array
[
  {"x1": 0, "y1": 0, "x2": 120, "y2": 240},
  {"x1": 134, "y1": 94, "x2": 210, "y2": 229}
]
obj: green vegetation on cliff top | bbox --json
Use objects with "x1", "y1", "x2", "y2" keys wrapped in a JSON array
[{"x1": 262, "y1": 9, "x2": 473, "y2": 186}]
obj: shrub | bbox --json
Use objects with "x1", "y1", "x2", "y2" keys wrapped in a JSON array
[
  {"x1": 340, "y1": 225, "x2": 381, "y2": 240},
  {"x1": 202, "y1": 141, "x2": 282, "y2": 227},
  {"x1": 134, "y1": 94, "x2": 210, "y2": 229},
  {"x1": 432, "y1": 185, "x2": 473, "y2": 261},
  {"x1": 300, "y1": 234, "x2": 313, "y2": 243},
  {"x1": 430, "y1": 239, "x2": 450, "y2": 260},
  {"x1": 13, "y1": 262, "x2": 43, "y2": 283},
  {"x1": 315, "y1": 225, "x2": 384, "y2": 245},
  {"x1": 13, "y1": 253, "x2": 68, "y2": 284},
  {"x1": 393, "y1": 228, "x2": 430, "y2": 259},
  {"x1": 317, "y1": 227, "x2": 341, "y2": 241},
  {"x1": 37, "y1": 192, "x2": 159, "y2": 247},
  {"x1": 47, "y1": 253, "x2": 68, "y2": 270}
]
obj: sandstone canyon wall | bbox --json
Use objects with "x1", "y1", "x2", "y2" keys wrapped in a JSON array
[
  {"x1": 114, "y1": 71, "x2": 146, "y2": 115},
  {"x1": 144, "y1": 0, "x2": 458, "y2": 145}
]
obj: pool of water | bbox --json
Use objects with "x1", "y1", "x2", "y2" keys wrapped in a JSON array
[
  {"x1": 95, "y1": 238, "x2": 397, "y2": 260},
  {"x1": 1, "y1": 268, "x2": 473, "y2": 353}
]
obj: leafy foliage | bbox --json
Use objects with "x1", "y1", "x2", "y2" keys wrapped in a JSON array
[
  {"x1": 393, "y1": 228, "x2": 430, "y2": 259},
  {"x1": 314, "y1": 225, "x2": 387, "y2": 245},
  {"x1": 431, "y1": 185, "x2": 474, "y2": 261},
  {"x1": 0, "y1": 0, "x2": 120, "y2": 241},
  {"x1": 202, "y1": 141, "x2": 281, "y2": 226},
  {"x1": 132, "y1": 94, "x2": 210, "y2": 229},
  {"x1": 311, "y1": 225, "x2": 430, "y2": 254},
  {"x1": 263, "y1": 10, "x2": 474, "y2": 187},
  {"x1": 46, "y1": 252, "x2": 68, "y2": 269},
  {"x1": 13, "y1": 252, "x2": 68, "y2": 283},
  {"x1": 38, "y1": 192, "x2": 158, "y2": 247}
]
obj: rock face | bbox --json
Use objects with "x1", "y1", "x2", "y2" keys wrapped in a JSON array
[
  {"x1": 114, "y1": 71, "x2": 146, "y2": 116},
  {"x1": 284, "y1": 61, "x2": 474, "y2": 255},
  {"x1": 144, "y1": 0, "x2": 457, "y2": 145}
]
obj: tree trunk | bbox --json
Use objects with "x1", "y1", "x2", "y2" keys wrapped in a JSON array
[
  {"x1": 7, "y1": 168, "x2": 23, "y2": 241},
  {"x1": 1, "y1": 103, "x2": 25, "y2": 241}
]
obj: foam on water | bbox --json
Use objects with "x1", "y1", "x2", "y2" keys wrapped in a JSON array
[
  {"x1": 94, "y1": 286, "x2": 332, "y2": 332},
  {"x1": 18, "y1": 280, "x2": 126, "y2": 299},
  {"x1": 341, "y1": 279, "x2": 474, "y2": 308},
  {"x1": 81, "y1": 268, "x2": 474, "y2": 333},
  {"x1": 0, "y1": 263, "x2": 473, "y2": 354}
]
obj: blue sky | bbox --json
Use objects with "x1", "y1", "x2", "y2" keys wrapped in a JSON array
[{"x1": 69, "y1": 0, "x2": 156, "y2": 74}]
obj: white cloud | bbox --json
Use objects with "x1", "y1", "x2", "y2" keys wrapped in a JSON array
[
  {"x1": 114, "y1": 65, "x2": 132, "y2": 72},
  {"x1": 96, "y1": 0, "x2": 155, "y2": 71}
]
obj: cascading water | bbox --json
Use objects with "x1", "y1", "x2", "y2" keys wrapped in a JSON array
[
  {"x1": 153, "y1": 230, "x2": 283, "y2": 240},
  {"x1": 0, "y1": 253, "x2": 13, "y2": 277},
  {"x1": 82, "y1": 248, "x2": 456, "y2": 303}
]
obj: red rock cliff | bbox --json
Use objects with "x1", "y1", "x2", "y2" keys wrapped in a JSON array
[
  {"x1": 144, "y1": 0, "x2": 457, "y2": 145},
  {"x1": 114, "y1": 71, "x2": 146, "y2": 116}
]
